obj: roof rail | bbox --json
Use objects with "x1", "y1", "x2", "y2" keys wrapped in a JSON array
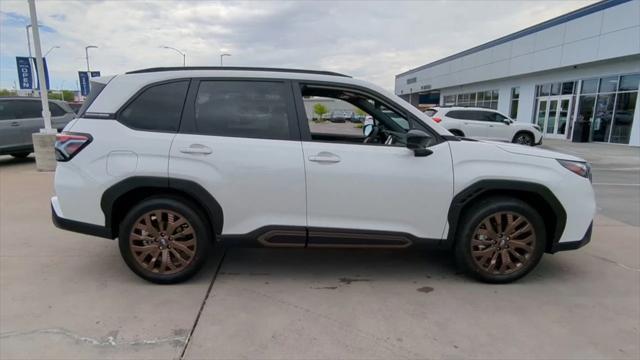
[{"x1": 126, "y1": 66, "x2": 351, "y2": 77}]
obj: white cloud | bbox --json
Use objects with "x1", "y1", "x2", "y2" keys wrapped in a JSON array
[{"x1": 0, "y1": 0, "x2": 597, "y2": 91}]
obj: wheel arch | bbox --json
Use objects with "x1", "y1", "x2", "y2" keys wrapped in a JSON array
[
  {"x1": 101, "y1": 176, "x2": 224, "y2": 239},
  {"x1": 446, "y1": 180, "x2": 566, "y2": 253}
]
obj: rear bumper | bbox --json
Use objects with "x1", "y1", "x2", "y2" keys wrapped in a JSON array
[
  {"x1": 549, "y1": 221, "x2": 592, "y2": 253},
  {"x1": 51, "y1": 196, "x2": 113, "y2": 239}
]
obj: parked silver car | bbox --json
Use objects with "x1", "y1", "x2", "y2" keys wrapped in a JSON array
[{"x1": 0, "y1": 97, "x2": 76, "y2": 158}]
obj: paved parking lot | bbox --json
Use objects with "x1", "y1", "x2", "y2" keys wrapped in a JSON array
[{"x1": 1, "y1": 140, "x2": 639, "y2": 359}]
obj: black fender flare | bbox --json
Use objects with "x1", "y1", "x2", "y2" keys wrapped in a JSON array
[
  {"x1": 446, "y1": 179, "x2": 566, "y2": 247},
  {"x1": 100, "y1": 176, "x2": 224, "y2": 236}
]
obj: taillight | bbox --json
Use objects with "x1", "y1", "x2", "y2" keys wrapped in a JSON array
[
  {"x1": 432, "y1": 117, "x2": 442, "y2": 123},
  {"x1": 55, "y1": 132, "x2": 92, "y2": 161}
]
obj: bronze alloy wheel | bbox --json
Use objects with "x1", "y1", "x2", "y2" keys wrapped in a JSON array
[
  {"x1": 470, "y1": 211, "x2": 536, "y2": 275},
  {"x1": 129, "y1": 209, "x2": 197, "y2": 275}
]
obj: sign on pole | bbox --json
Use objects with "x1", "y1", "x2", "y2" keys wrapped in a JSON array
[
  {"x1": 33, "y1": 57, "x2": 50, "y2": 90},
  {"x1": 90, "y1": 71, "x2": 101, "y2": 78},
  {"x1": 16, "y1": 56, "x2": 51, "y2": 90},
  {"x1": 78, "y1": 71, "x2": 90, "y2": 96},
  {"x1": 16, "y1": 57, "x2": 33, "y2": 89}
]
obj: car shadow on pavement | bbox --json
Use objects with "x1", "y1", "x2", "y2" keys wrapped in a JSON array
[
  {"x1": 0, "y1": 155, "x2": 35, "y2": 167},
  {"x1": 211, "y1": 246, "x2": 572, "y2": 286}
]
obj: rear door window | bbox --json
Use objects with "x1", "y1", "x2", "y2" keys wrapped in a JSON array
[
  {"x1": 119, "y1": 81, "x2": 189, "y2": 132},
  {"x1": 194, "y1": 80, "x2": 292, "y2": 140},
  {"x1": 446, "y1": 110, "x2": 474, "y2": 120}
]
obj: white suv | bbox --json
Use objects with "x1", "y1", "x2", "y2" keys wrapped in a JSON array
[
  {"x1": 51, "y1": 67, "x2": 595, "y2": 284},
  {"x1": 426, "y1": 106, "x2": 543, "y2": 146}
]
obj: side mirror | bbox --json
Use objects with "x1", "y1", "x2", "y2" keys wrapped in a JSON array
[
  {"x1": 503, "y1": 119, "x2": 512, "y2": 125},
  {"x1": 406, "y1": 130, "x2": 433, "y2": 157},
  {"x1": 363, "y1": 123, "x2": 374, "y2": 137}
]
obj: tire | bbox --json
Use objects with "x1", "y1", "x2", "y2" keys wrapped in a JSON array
[
  {"x1": 10, "y1": 152, "x2": 31, "y2": 159},
  {"x1": 512, "y1": 132, "x2": 534, "y2": 146},
  {"x1": 118, "y1": 196, "x2": 211, "y2": 284},
  {"x1": 449, "y1": 129, "x2": 465, "y2": 137},
  {"x1": 454, "y1": 196, "x2": 546, "y2": 283}
]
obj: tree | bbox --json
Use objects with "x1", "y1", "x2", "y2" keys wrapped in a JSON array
[
  {"x1": 313, "y1": 103, "x2": 329, "y2": 121},
  {"x1": 355, "y1": 108, "x2": 366, "y2": 116},
  {"x1": 0, "y1": 89, "x2": 17, "y2": 96}
]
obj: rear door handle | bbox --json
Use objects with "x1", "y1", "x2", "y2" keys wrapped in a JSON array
[
  {"x1": 179, "y1": 144, "x2": 212, "y2": 155},
  {"x1": 308, "y1": 152, "x2": 341, "y2": 163},
  {"x1": 10, "y1": 121, "x2": 20, "y2": 127}
]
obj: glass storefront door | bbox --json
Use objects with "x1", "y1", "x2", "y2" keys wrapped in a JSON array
[{"x1": 536, "y1": 96, "x2": 572, "y2": 138}]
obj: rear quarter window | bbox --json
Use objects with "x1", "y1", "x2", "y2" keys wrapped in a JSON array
[{"x1": 118, "y1": 81, "x2": 189, "y2": 132}]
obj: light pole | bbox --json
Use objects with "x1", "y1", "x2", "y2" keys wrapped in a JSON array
[
  {"x1": 85, "y1": 45, "x2": 98, "y2": 72},
  {"x1": 220, "y1": 53, "x2": 231, "y2": 66},
  {"x1": 28, "y1": 0, "x2": 56, "y2": 171},
  {"x1": 160, "y1": 46, "x2": 186, "y2": 67},
  {"x1": 44, "y1": 45, "x2": 60, "y2": 57},
  {"x1": 26, "y1": 25, "x2": 33, "y2": 94}
]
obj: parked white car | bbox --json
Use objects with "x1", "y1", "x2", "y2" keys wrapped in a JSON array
[
  {"x1": 51, "y1": 67, "x2": 594, "y2": 284},
  {"x1": 425, "y1": 106, "x2": 543, "y2": 146}
]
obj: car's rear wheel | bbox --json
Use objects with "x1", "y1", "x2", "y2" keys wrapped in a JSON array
[
  {"x1": 454, "y1": 197, "x2": 545, "y2": 283},
  {"x1": 118, "y1": 196, "x2": 211, "y2": 284},
  {"x1": 10, "y1": 152, "x2": 30, "y2": 159},
  {"x1": 512, "y1": 132, "x2": 534, "y2": 146}
]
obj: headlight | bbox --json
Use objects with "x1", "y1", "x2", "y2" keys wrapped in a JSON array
[{"x1": 557, "y1": 159, "x2": 592, "y2": 181}]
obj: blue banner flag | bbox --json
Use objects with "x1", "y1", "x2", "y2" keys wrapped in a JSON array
[
  {"x1": 78, "y1": 71, "x2": 90, "y2": 96},
  {"x1": 16, "y1": 57, "x2": 33, "y2": 89},
  {"x1": 33, "y1": 57, "x2": 51, "y2": 90}
]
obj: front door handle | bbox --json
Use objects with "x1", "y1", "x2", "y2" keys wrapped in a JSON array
[
  {"x1": 180, "y1": 144, "x2": 212, "y2": 155},
  {"x1": 308, "y1": 152, "x2": 341, "y2": 163},
  {"x1": 10, "y1": 121, "x2": 20, "y2": 127}
]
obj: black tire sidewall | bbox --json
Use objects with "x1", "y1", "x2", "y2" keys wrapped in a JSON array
[
  {"x1": 118, "y1": 196, "x2": 211, "y2": 284},
  {"x1": 455, "y1": 197, "x2": 546, "y2": 283}
]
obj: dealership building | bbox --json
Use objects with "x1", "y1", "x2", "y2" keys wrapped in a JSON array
[{"x1": 395, "y1": 0, "x2": 640, "y2": 146}]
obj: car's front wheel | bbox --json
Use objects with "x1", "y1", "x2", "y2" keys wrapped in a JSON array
[
  {"x1": 512, "y1": 132, "x2": 535, "y2": 146},
  {"x1": 118, "y1": 196, "x2": 211, "y2": 284},
  {"x1": 454, "y1": 197, "x2": 546, "y2": 283}
]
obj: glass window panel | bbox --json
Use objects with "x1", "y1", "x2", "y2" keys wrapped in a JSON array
[
  {"x1": 619, "y1": 74, "x2": 640, "y2": 91},
  {"x1": 537, "y1": 100, "x2": 547, "y2": 128},
  {"x1": 540, "y1": 84, "x2": 551, "y2": 96},
  {"x1": 599, "y1": 77, "x2": 618, "y2": 93},
  {"x1": 547, "y1": 100, "x2": 557, "y2": 134},
  {"x1": 561, "y1": 82, "x2": 575, "y2": 95},
  {"x1": 591, "y1": 93, "x2": 616, "y2": 142},
  {"x1": 491, "y1": 90, "x2": 499, "y2": 100},
  {"x1": 581, "y1": 79, "x2": 598, "y2": 94},
  {"x1": 511, "y1": 87, "x2": 519, "y2": 99},
  {"x1": 484, "y1": 91, "x2": 492, "y2": 100},
  {"x1": 469, "y1": 93, "x2": 476, "y2": 104},
  {"x1": 610, "y1": 92, "x2": 637, "y2": 144},
  {"x1": 510, "y1": 100, "x2": 519, "y2": 119},
  {"x1": 477, "y1": 92, "x2": 484, "y2": 101},
  {"x1": 119, "y1": 81, "x2": 189, "y2": 132},
  {"x1": 551, "y1": 83, "x2": 561, "y2": 95}
]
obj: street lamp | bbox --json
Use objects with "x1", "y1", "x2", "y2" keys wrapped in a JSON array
[
  {"x1": 85, "y1": 45, "x2": 98, "y2": 72},
  {"x1": 160, "y1": 46, "x2": 186, "y2": 67},
  {"x1": 44, "y1": 45, "x2": 60, "y2": 57},
  {"x1": 220, "y1": 53, "x2": 231, "y2": 66}
]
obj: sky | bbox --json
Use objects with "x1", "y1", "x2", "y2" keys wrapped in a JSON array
[{"x1": 0, "y1": 0, "x2": 598, "y2": 92}]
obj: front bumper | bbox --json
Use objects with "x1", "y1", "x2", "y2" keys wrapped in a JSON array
[
  {"x1": 549, "y1": 221, "x2": 592, "y2": 253},
  {"x1": 51, "y1": 196, "x2": 113, "y2": 239}
]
